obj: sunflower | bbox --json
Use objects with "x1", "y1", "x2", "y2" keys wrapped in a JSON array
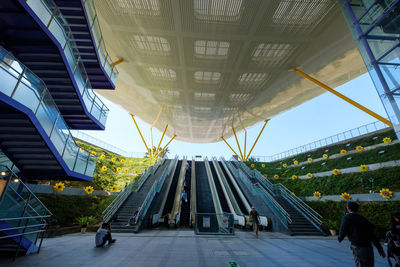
[
  {"x1": 91, "y1": 151, "x2": 96, "y2": 155},
  {"x1": 116, "y1": 167, "x2": 122, "y2": 172},
  {"x1": 274, "y1": 174, "x2": 279, "y2": 179},
  {"x1": 307, "y1": 173, "x2": 313, "y2": 179},
  {"x1": 149, "y1": 161, "x2": 153, "y2": 165},
  {"x1": 283, "y1": 163, "x2": 287, "y2": 168},
  {"x1": 383, "y1": 137, "x2": 392, "y2": 143},
  {"x1": 134, "y1": 170, "x2": 139, "y2": 175},
  {"x1": 100, "y1": 154, "x2": 106, "y2": 159},
  {"x1": 111, "y1": 185, "x2": 118, "y2": 192},
  {"x1": 380, "y1": 188, "x2": 393, "y2": 199},
  {"x1": 322, "y1": 154, "x2": 328, "y2": 159},
  {"x1": 313, "y1": 192, "x2": 322, "y2": 199},
  {"x1": 120, "y1": 159, "x2": 125, "y2": 163},
  {"x1": 250, "y1": 163, "x2": 255, "y2": 168},
  {"x1": 293, "y1": 160, "x2": 298, "y2": 165},
  {"x1": 356, "y1": 146, "x2": 363, "y2": 152},
  {"x1": 261, "y1": 164, "x2": 265, "y2": 168},
  {"x1": 341, "y1": 192, "x2": 351, "y2": 201},
  {"x1": 84, "y1": 186, "x2": 94, "y2": 195},
  {"x1": 111, "y1": 157, "x2": 116, "y2": 162},
  {"x1": 291, "y1": 175, "x2": 298, "y2": 180},
  {"x1": 307, "y1": 158, "x2": 312, "y2": 163},
  {"x1": 332, "y1": 169, "x2": 340, "y2": 175},
  {"x1": 101, "y1": 165, "x2": 107, "y2": 171},
  {"x1": 53, "y1": 182, "x2": 65, "y2": 192},
  {"x1": 359, "y1": 165, "x2": 368, "y2": 172},
  {"x1": 263, "y1": 174, "x2": 267, "y2": 178},
  {"x1": 124, "y1": 168, "x2": 129, "y2": 173},
  {"x1": 340, "y1": 149, "x2": 347, "y2": 155}
]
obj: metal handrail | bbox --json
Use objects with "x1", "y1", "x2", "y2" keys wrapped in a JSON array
[{"x1": 252, "y1": 120, "x2": 390, "y2": 162}]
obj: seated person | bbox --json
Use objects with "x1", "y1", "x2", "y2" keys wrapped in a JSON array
[
  {"x1": 95, "y1": 222, "x2": 116, "y2": 247},
  {"x1": 126, "y1": 210, "x2": 139, "y2": 226}
]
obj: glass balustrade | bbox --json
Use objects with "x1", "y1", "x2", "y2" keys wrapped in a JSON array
[
  {"x1": 0, "y1": 46, "x2": 96, "y2": 178},
  {"x1": 25, "y1": 0, "x2": 109, "y2": 126}
]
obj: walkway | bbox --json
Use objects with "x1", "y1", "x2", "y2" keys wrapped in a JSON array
[{"x1": 1, "y1": 230, "x2": 387, "y2": 267}]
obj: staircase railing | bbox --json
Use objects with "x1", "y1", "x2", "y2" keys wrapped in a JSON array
[
  {"x1": 0, "y1": 46, "x2": 96, "y2": 178},
  {"x1": 0, "y1": 165, "x2": 52, "y2": 258},
  {"x1": 102, "y1": 159, "x2": 164, "y2": 222}
]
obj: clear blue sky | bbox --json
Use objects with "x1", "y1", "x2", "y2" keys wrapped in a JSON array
[{"x1": 83, "y1": 73, "x2": 387, "y2": 159}]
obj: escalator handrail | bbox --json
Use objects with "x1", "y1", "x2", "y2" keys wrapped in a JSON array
[
  {"x1": 190, "y1": 158, "x2": 196, "y2": 226},
  {"x1": 171, "y1": 159, "x2": 187, "y2": 224},
  {"x1": 204, "y1": 158, "x2": 222, "y2": 216}
]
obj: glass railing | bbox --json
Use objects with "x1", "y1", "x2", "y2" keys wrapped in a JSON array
[
  {"x1": 0, "y1": 165, "x2": 52, "y2": 257},
  {"x1": 0, "y1": 150, "x2": 19, "y2": 173},
  {"x1": 83, "y1": 0, "x2": 118, "y2": 85},
  {"x1": 25, "y1": 0, "x2": 109, "y2": 126},
  {"x1": 0, "y1": 46, "x2": 96, "y2": 178},
  {"x1": 194, "y1": 213, "x2": 234, "y2": 235}
]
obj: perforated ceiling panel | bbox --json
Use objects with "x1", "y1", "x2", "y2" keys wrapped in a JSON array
[{"x1": 93, "y1": 0, "x2": 366, "y2": 143}]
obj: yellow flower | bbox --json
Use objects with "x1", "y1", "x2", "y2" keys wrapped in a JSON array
[
  {"x1": 340, "y1": 149, "x2": 347, "y2": 155},
  {"x1": 383, "y1": 137, "x2": 392, "y2": 143},
  {"x1": 307, "y1": 173, "x2": 313, "y2": 179},
  {"x1": 261, "y1": 164, "x2": 265, "y2": 168},
  {"x1": 84, "y1": 186, "x2": 94, "y2": 195},
  {"x1": 111, "y1": 185, "x2": 118, "y2": 192},
  {"x1": 100, "y1": 154, "x2": 106, "y2": 159},
  {"x1": 129, "y1": 160, "x2": 133, "y2": 164},
  {"x1": 380, "y1": 188, "x2": 393, "y2": 199},
  {"x1": 111, "y1": 157, "x2": 116, "y2": 162},
  {"x1": 134, "y1": 170, "x2": 139, "y2": 175},
  {"x1": 274, "y1": 174, "x2": 279, "y2": 179},
  {"x1": 313, "y1": 192, "x2": 322, "y2": 199},
  {"x1": 359, "y1": 165, "x2": 368, "y2": 172},
  {"x1": 291, "y1": 192, "x2": 296, "y2": 197},
  {"x1": 263, "y1": 174, "x2": 267, "y2": 178},
  {"x1": 332, "y1": 169, "x2": 340, "y2": 175},
  {"x1": 91, "y1": 151, "x2": 96, "y2": 155},
  {"x1": 293, "y1": 160, "x2": 298, "y2": 165},
  {"x1": 250, "y1": 163, "x2": 255, "y2": 168},
  {"x1": 149, "y1": 161, "x2": 153, "y2": 165},
  {"x1": 356, "y1": 146, "x2": 363, "y2": 152},
  {"x1": 101, "y1": 165, "x2": 107, "y2": 171},
  {"x1": 341, "y1": 192, "x2": 351, "y2": 201},
  {"x1": 307, "y1": 158, "x2": 312, "y2": 163},
  {"x1": 283, "y1": 163, "x2": 287, "y2": 168},
  {"x1": 322, "y1": 154, "x2": 328, "y2": 159},
  {"x1": 53, "y1": 182, "x2": 65, "y2": 192},
  {"x1": 120, "y1": 159, "x2": 125, "y2": 163},
  {"x1": 124, "y1": 168, "x2": 129, "y2": 173},
  {"x1": 291, "y1": 175, "x2": 298, "y2": 180},
  {"x1": 116, "y1": 167, "x2": 122, "y2": 172}
]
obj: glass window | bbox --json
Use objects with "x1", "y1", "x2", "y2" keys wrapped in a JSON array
[
  {"x1": 194, "y1": 40, "x2": 230, "y2": 58},
  {"x1": 238, "y1": 73, "x2": 267, "y2": 83},
  {"x1": 110, "y1": 0, "x2": 160, "y2": 16},
  {"x1": 132, "y1": 35, "x2": 170, "y2": 54},
  {"x1": 252, "y1": 43, "x2": 294, "y2": 63},
  {"x1": 194, "y1": 0, "x2": 243, "y2": 22},
  {"x1": 194, "y1": 71, "x2": 221, "y2": 82},
  {"x1": 148, "y1": 67, "x2": 176, "y2": 80}
]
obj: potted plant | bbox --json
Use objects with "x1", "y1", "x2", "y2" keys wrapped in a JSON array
[
  {"x1": 76, "y1": 216, "x2": 93, "y2": 234},
  {"x1": 326, "y1": 219, "x2": 339, "y2": 236}
]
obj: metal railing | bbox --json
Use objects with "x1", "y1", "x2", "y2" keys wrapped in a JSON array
[
  {"x1": 252, "y1": 120, "x2": 390, "y2": 162},
  {"x1": 83, "y1": 0, "x2": 118, "y2": 85},
  {"x1": 26, "y1": 0, "x2": 109, "y2": 125},
  {"x1": 0, "y1": 165, "x2": 52, "y2": 259},
  {"x1": 102, "y1": 159, "x2": 164, "y2": 222},
  {"x1": 0, "y1": 46, "x2": 96, "y2": 177}
]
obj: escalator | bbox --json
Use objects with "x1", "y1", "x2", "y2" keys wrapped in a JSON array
[
  {"x1": 179, "y1": 161, "x2": 191, "y2": 227},
  {"x1": 219, "y1": 162, "x2": 249, "y2": 216},
  {"x1": 209, "y1": 162, "x2": 229, "y2": 213},
  {"x1": 161, "y1": 160, "x2": 182, "y2": 223},
  {"x1": 195, "y1": 161, "x2": 215, "y2": 213}
]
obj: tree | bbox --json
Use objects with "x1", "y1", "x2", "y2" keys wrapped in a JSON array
[{"x1": 144, "y1": 146, "x2": 170, "y2": 158}]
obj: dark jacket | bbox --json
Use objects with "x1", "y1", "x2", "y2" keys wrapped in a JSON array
[
  {"x1": 338, "y1": 212, "x2": 383, "y2": 253},
  {"x1": 249, "y1": 210, "x2": 259, "y2": 224}
]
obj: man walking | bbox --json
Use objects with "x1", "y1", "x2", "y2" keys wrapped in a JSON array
[
  {"x1": 249, "y1": 207, "x2": 260, "y2": 237},
  {"x1": 338, "y1": 201, "x2": 385, "y2": 266}
]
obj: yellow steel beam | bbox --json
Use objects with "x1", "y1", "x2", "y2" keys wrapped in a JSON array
[
  {"x1": 232, "y1": 127, "x2": 244, "y2": 160},
  {"x1": 150, "y1": 127, "x2": 154, "y2": 158},
  {"x1": 155, "y1": 135, "x2": 176, "y2": 158},
  {"x1": 221, "y1": 137, "x2": 243, "y2": 161},
  {"x1": 154, "y1": 124, "x2": 168, "y2": 158},
  {"x1": 130, "y1": 114, "x2": 151, "y2": 156},
  {"x1": 244, "y1": 130, "x2": 247, "y2": 160},
  {"x1": 245, "y1": 120, "x2": 269, "y2": 161},
  {"x1": 111, "y1": 58, "x2": 124, "y2": 67},
  {"x1": 293, "y1": 68, "x2": 393, "y2": 128}
]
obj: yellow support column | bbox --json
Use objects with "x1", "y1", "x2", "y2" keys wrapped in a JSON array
[
  {"x1": 155, "y1": 135, "x2": 176, "y2": 158},
  {"x1": 111, "y1": 58, "x2": 124, "y2": 67},
  {"x1": 130, "y1": 114, "x2": 152, "y2": 157},
  {"x1": 221, "y1": 137, "x2": 242, "y2": 161},
  {"x1": 245, "y1": 120, "x2": 269, "y2": 161},
  {"x1": 150, "y1": 128, "x2": 154, "y2": 158},
  {"x1": 232, "y1": 127, "x2": 244, "y2": 160},
  {"x1": 293, "y1": 68, "x2": 393, "y2": 128},
  {"x1": 244, "y1": 130, "x2": 247, "y2": 160},
  {"x1": 154, "y1": 124, "x2": 168, "y2": 157}
]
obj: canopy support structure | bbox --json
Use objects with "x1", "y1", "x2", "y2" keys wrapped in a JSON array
[{"x1": 293, "y1": 68, "x2": 393, "y2": 128}]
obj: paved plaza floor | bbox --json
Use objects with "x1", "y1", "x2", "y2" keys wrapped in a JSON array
[{"x1": 1, "y1": 229, "x2": 388, "y2": 267}]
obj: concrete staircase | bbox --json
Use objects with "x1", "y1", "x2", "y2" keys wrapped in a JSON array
[{"x1": 275, "y1": 196, "x2": 323, "y2": 236}]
